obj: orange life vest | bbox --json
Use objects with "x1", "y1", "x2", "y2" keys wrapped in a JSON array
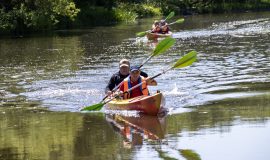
[{"x1": 123, "y1": 76, "x2": 149, "y2": 99}]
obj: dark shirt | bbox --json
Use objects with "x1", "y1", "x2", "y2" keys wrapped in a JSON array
[{"x1": 105, "y1": 70, "x2": 148, "y2": 92}]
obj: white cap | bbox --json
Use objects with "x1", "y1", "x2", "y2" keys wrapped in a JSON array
[{"x1": 119, "y1": 59, "x2": 130, "y2": 68}]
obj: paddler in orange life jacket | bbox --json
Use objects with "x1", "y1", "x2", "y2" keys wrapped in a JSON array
[{"x1": 119, "y1": 66, "x2": 157, "y2": 99}]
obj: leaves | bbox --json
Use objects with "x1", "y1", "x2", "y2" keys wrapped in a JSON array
[{"x1": 0, "y1": 0, "x2": 80, "y2": 31}]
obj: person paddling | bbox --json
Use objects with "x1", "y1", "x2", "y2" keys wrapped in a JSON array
[
  {"x1": 119, "y1": 66, "x2": 157, "y2": 99},
  {"x1": 105, "y1": 59, "x2": 148, "y2": 96},
  {"x1": 151, "y1": 20, "x2": 170, "y2": 34},
  {"x1": 151, "y1": 20, "x2": 161, "y2": 33},
  {"x1": 160, "y1": 20, "x2": 170, "y2": 34}
]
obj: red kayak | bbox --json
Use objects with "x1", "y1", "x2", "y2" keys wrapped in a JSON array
[
  {"x1": 106, "y1": 92, "x2": 165, "y2": 116},
  {"x1": 146, "y1": 31, "x2": 172, "y2": 40}
]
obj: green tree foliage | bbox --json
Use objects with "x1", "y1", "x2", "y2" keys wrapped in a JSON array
[
  {"x1": 160, "y1": 0, "x2": 270, "y2": 15},
  {"x1": 72, "y1": 0, "x2": 161, "y2": 27},
  {"x1": 0, "y1": 0, "x2": 80, "y2": 33},
  {"x1": 1, "y1": 0, "x2": 269, "y2": 34}
]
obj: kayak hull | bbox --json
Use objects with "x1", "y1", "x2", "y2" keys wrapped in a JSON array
[
  {"x1": 146, "y1": 32, "x2": 172, "y2": 40},
  {"x1": 106, "y1": 92, "x2": 164, "y2": 115}
]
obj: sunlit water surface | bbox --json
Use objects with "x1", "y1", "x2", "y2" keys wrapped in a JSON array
[{"x1": 0, "y1": 12, "x2": 270, "y2": 160}]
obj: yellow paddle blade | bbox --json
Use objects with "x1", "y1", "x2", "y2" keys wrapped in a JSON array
[
  {"x1": 81, "y1": 103, "x2": 104, "y2": 111},
  {"x1": 173, "y1": 51, "x2": 197, "y2": 69},
  {"x1": 153, "y1": 37, "x2": 176, "y2": 56},
  {"x1": 175, "y1": 18, "x2": 185, "y2": 24},
  {"x1": 136, "y1": 31, "x2": 147, "y2": 37},
  {"x1": 180, "y1": 149, "x2": 201, "y2": 160},
  {"x1": 165, "y1": 11, "x2": 175, "y2": 20}
]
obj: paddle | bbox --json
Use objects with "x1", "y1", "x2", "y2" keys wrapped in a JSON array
[
  {"x1": 164, "y1": 11, "x2": 175, "y2": 21},
  {"x1": 101, "y1": 37, "x2": 176, "y2": 102},
  {"x1": 167, "y1": 18, "x2": 184, "y2": 26},
  {"x1": 136, "y1": 18, "x2": 185, "y2": 37},
  {"x1": 139, "y1": 37, "x2": 176, "y2": 68},
  {"x1": 81, "y1": 50, "x2": 197, "y2": 111},
  {"x1": 136, "y1": 11, "x2": 174, "y2": 37}
]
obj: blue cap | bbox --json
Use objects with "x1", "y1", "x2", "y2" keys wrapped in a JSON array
[{"x1": 130, "y1": 66, "x2": 140, "y2": 72}]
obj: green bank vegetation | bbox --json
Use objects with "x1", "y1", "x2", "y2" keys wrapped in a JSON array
[{"x1": 1, "y1": 0, "x2": 270, "y2": 35}]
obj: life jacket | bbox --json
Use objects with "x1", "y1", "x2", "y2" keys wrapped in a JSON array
[{"x1": 123, "y1": 76, "x2": 149, "y2": 99}]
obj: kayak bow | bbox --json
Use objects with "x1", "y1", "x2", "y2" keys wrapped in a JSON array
[{"x1": 147, "y1": 32, "x2": 172, "y2": 40}]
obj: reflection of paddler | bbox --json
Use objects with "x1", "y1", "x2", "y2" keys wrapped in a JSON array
[
  {"x1": 123, "y1": 125, "x2": 131, "y2": 141},
  {"x1": 106, "y1": 114, "x2": 166, "y2": 144}
]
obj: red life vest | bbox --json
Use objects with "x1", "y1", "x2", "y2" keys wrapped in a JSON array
[{"x1": 123, "y1": 76, "x2": 149, "y2": 99}]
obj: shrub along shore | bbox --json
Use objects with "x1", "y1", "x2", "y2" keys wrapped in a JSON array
[{"x1": 1, "y1": 0, "x2": 270, "y2": 35}]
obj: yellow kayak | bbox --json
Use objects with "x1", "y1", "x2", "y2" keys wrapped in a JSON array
[{"x1": 106, "y1": 92, "x2": 164, "y2": 116}]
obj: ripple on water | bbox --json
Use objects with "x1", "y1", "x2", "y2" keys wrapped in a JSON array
[{"x1": 1, "y1": 14, "x2": 269, "y2": 114}]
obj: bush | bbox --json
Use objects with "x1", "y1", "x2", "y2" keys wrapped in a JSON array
[
  {"x1": 113, "y1": 3, "x2": 161, "y2": 22},
  {"x1": 0, "y1": 0, "x2": 80, "y2": 33},
  {"x1": 113, "y1": 3, "x2": 138, "y2": 22}
]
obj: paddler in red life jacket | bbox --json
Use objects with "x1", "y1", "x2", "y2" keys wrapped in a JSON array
[
  {"x1": 120, "y1": 66, "x2": 157, "y2": 99},
  {"x1": 151, "y1": 20, "x2": 161, "y2": 33},
  {"x1": 160, "y1": 20, "x2": 170, "y2": 34}
]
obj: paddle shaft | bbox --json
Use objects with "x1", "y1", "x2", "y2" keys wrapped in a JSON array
[{"x1": 139, "y1": 55, "x2": 153, "y2": 68}]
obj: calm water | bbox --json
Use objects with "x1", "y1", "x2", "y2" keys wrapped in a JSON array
[{"x1": 1, "y1": 12, "x2": 270, "y2": 160}]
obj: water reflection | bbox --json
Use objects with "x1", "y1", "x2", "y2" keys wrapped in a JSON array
[
  {"x1": 106, "y1": 114, "x2": 166, "y2": 147},
  {"x1": 1, "y1": 11, "x2": 270, "y2": 160},
  {"x1": 0, "y1": 92, "x2": 269, "y2": 159}
]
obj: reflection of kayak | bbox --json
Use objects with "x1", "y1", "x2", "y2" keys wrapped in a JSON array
[
  {"x1": 106, "y1": 114, "x2": 166, "y2": 143},
  {"x1": 146, "y1": 31, "x2": 172, "y2": 40},
  {"x1": 106, "y1": 92, "x2": 164, "y2": 116}
]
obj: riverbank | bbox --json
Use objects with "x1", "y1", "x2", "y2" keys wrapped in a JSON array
[{"x1": 0, "y1": 0, "x2": 270, "y2": 36}]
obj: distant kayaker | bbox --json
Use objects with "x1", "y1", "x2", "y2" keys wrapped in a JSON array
[
  {"x1": 119, "y1": 66, "x2": 157, "y2": 99},
  {"x1": 105, "y1": 59, "x2": 148, "y2": 96},
  {"x1": 151, "y1": 20, "x2": 170, "y2": 34}
]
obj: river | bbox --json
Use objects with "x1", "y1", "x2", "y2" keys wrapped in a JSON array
[{"x1": 0, "y1": 11, "x2": 270, "y2": 160}]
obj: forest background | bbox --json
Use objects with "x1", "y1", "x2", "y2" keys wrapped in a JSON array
[{"x1": 1, "y1": 0, "x2": 270, "y2": 35}]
